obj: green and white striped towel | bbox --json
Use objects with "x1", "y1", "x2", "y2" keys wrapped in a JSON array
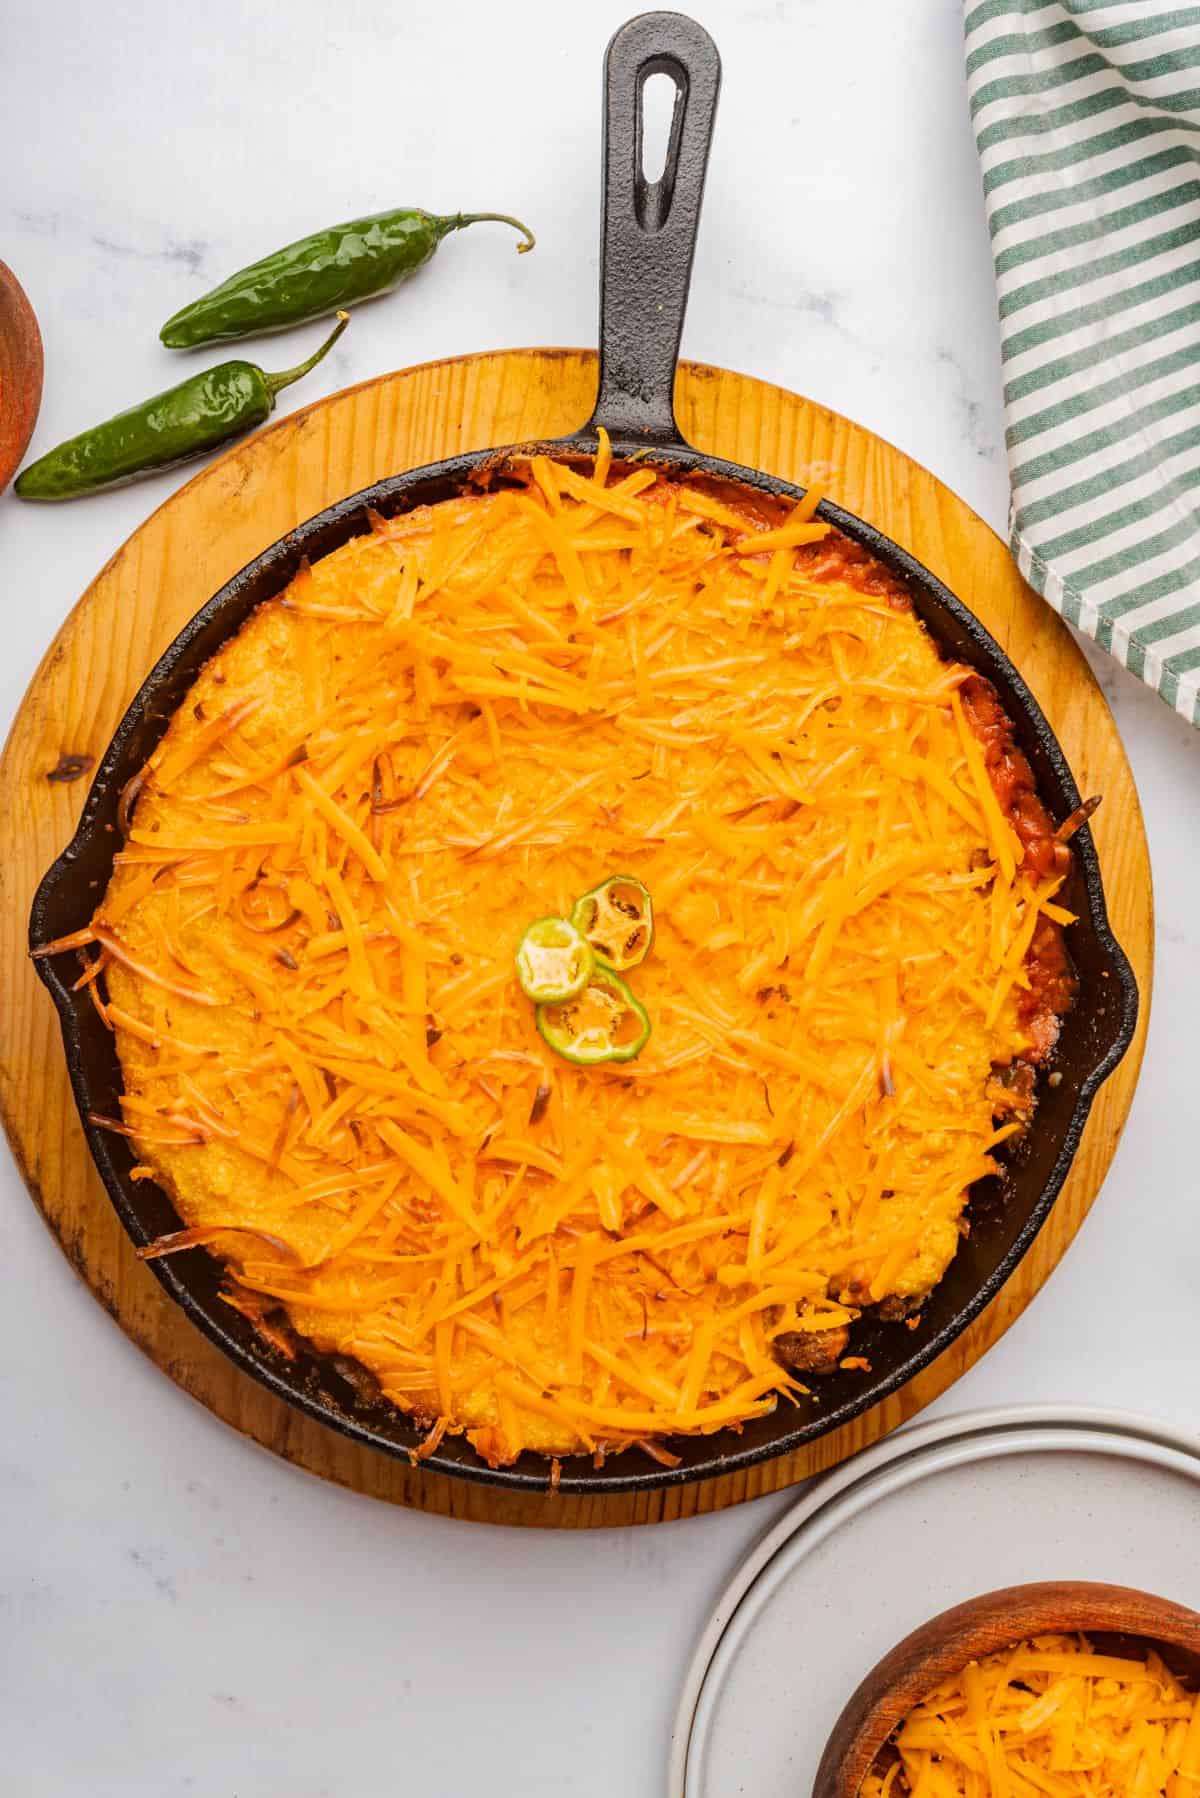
[{"x1": 965, "y1": 0, "x2": 1200, "y2": 724}]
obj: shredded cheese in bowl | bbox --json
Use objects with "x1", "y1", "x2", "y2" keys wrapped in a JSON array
[
  {"x1": 66, "y1": 438, "x2": 1077, "y2": 1466},
  {"x1": 860, "y1": 1634, "x2": 1200, "y2": 1798}
]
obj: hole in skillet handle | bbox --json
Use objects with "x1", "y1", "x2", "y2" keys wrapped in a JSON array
[{"x1": 639, "y1": 68, "x2": 681, "y2": 190}]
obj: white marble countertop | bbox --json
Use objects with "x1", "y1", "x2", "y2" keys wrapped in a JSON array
[{"x1": 2, "y1": 2, "x2": 1197, "y2": 1793}]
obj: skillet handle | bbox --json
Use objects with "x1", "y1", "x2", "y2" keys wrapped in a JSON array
[{"x1": 584, "y1": 11, "x2": 721, "y2": 447}]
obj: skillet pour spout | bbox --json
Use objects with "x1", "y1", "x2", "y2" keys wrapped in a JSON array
[{"x1": 29, "y1": 11, "x2": 1138, "y2": 1497}]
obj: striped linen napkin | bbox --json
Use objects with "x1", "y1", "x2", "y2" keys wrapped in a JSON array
[{"x1": 965, "y1": 0, "x2": 1200, "y2": 725}]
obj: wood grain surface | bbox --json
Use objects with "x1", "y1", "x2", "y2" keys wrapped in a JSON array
[{"x1": 0, "y1": 349, "x2": 1153, "y2": 1529}]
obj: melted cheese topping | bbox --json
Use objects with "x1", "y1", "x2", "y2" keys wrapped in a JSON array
[
  {"x1": 87, "y1": 446, "x2": 1071, "y2": 1463},
  {"x1": 860, "y1": 1634, "x2": 1200, "y2": 1798}
]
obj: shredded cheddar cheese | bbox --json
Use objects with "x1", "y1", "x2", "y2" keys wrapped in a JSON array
[
  {"x1": 79, "y1": 444, "x2": 1072, "y2": 1464},
  {"x1": 860, "y1": 1633, "x2": 1200, "y2": 1798}
]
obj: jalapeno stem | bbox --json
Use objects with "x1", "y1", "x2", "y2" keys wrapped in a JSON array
[
  {"x1": 442, "y1": 212, "x2": 536, "y2": 254},
  {"x1": 263, "y1": 311, "x2": 350, "y2": 397}
]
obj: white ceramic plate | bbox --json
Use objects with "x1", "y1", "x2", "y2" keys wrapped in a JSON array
[{"x1": 669, "y1": 1405, "x2": 1200, "y2": 1798}]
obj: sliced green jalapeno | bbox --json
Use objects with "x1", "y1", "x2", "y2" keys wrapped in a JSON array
[
  {"x1": 536, "y1": 967, "x2": 651, "y2": 1066},
  {"x1": 570, "y1": 875, "x2": 654, "y2": 973},
  {"x1": 515, "y1": 916, "x2": 593, "y2": 1004}
]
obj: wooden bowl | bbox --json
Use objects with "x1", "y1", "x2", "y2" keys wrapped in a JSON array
[
  {"x1": 0, "y1": 260, "x2": 44, "y2": 493},
  {"x1": 813, "y1": 1581, "x2": 1200, "y2": 1798}
]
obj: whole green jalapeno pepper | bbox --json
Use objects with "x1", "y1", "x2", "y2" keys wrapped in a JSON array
[
  {"x1": 159, "y1": 209, "x2": 535, "y2": 349},
  {"x1": 15, "y1": 313, "x2": 349, "y2": 501}
]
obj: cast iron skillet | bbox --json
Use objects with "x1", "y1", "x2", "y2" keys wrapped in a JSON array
[{"x1": 30, "y1": 11, "x2": 1138, "y2": 1496}]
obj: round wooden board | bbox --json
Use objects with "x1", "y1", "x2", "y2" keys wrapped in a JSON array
[{"x1": 0, "y1": 349, "x2": 1152, "y2": 1529}]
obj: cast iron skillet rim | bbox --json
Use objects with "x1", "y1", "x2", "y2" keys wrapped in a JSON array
[{"x1": 30, "y1": 432, "x2": 1138, "y2": 1498}]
